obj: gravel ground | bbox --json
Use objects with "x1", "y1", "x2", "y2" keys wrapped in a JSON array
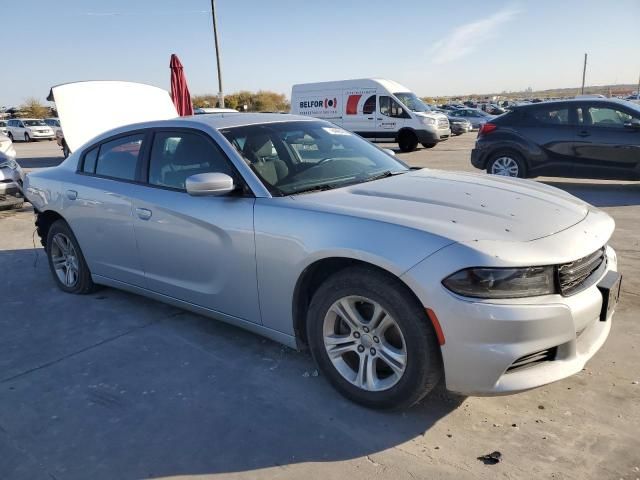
[{"x1": 1, "y1": 135, "x2": 638, "y2": 480}]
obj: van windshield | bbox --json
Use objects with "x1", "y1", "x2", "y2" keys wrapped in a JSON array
[{"x1": 394, "y1": 92, "x2": 431, "y2": 113}]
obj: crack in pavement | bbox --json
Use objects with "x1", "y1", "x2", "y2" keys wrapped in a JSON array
[{"x1": 0, "y1": 321, "x2": 157, "y2": 384}]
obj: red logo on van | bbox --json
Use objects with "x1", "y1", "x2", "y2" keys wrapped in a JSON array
[
  {"x1": 324, "y1": 98, "x2": 337, "y2": 109},
  {"x1": 346, "y1": 94, "x2": 362, "y2": 115}
]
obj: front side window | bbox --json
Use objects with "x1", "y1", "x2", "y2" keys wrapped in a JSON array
[
  {"x1": 221, "y1": 121, "x2": 408, "y2": 195},
  {"x1": 94, "y1": 134, "x2": 144, "y2": 181},
  {"x1": 148, "y1": 131, "x2": 233, "y2": 190},
  {"x1": 379, "y1": 96, "x2": 409, "y2": 118},
  {"x1": 583, "y1": 106, "x2": 633, "y2": 128}
]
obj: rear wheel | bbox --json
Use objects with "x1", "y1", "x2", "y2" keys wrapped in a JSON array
[
  {"x1": 307, "y1": 266, "x2": 442, "y2": 409},
  {"x1": 487, "y1": 152, "x2": 526, "y2": 178},
  {"x1": 397, "y1": 130, "x2": 418, "y2": 152},
  {"x1": 46, "y1": 220, "x2": 95, "y2": 294},
  {"x1": 421, "y1": 142, "x2": 436, "y2": 149}
]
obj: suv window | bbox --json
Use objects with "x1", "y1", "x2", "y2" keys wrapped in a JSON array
[
  {"x1": 530, "y1": 106, "x2": 570, "y2": 125},
  {"x1": 379, "y1": 96, "x2": 408, "y2": 118},
  {"x1": 363, "y1": 95, "x2": 376, "y2": 115},
  {"x1": 582, "y1": 106, "x2": 633, "y2": 128},
  {"x1": 148, "y1": 131, "x2": 233, "y2": 190},
  {"x1": 95, "y1": 134, "x2": 144, "y2": 181}
]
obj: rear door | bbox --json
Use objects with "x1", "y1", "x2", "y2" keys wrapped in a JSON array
[
  {"x1": 64, "y1": 132, "x2": 149, "y2": 287},
  {"x1": 342, "y1": 89, "x2": 377, "y2": 139},
  {"x1": 516, "y1": 103, "x2": 581, "y2": 176},
  {"x1": 128, "y1": 128, "x2": 261, "y2": 324},
  {"x1": 572, "y1": 103, "x2": 640, "y2": 178}
]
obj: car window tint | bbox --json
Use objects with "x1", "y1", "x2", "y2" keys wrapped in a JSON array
[
  {"x1": 82, "y1": 147, "x2": 99, "y2": 173},
  {"x1": 586, "y1": 106, "x2": 632, "y2": 128},
  {"x1": 362, "y1": 95, "x2": 376, "y2": 115},
  {"x1": 531, "y1": 107, "x2": 570, "y2": 125},
  {"x1": 148, "y1": 131, "x2": 232, "y2": 190},
  {"x1": 95, "y1": 134, "x2": 143, "y2": 181}
]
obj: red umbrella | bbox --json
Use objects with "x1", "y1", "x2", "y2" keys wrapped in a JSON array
[{"x1": 170, "y1": 54, "x2": 194, "y2": 116}]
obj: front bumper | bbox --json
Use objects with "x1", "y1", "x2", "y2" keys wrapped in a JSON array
[
  {"x1": 415, "y1": 128, "x2": 451, "y2": 144},
  {"x1": 29, "y1": 131, "x2": 55, "y2": 139},
  {"x1": 401, "y1": 217, "x2": 617, "y2": 395}
]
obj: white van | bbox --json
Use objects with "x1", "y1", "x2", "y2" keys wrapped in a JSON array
[{"x1": 291, "y1": 78, "x2": 450, "y2": 151}]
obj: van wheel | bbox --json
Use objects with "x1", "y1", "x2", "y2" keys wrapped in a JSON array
[
  {"x1": 421, "y1": 142, "x2": 436, "y2": 149},
  {"x1": 307, "y1": 266, "x2": 442, "y2": 409},
  {"x1": 398, "y1": 131, "x2": 418, "y2": 152},
  {"x1": 487, "y1": 152, "x2": 526, "y2": 178}
]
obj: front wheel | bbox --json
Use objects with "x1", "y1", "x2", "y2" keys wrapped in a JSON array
[
  {"x1": 421, "y1": 142, "x2": 436, "y2": 149},
  {"x1": 307, "y1": 267, "x2": 442, "y2": 409},
  {"x1": 7, "y1": 132, "x2": 13, "y2": 141},
  {"x1": 46, "y1": 220, "x2": 95, "y2": 294},
  {"x1": 487, "y1": 152, "x2": 526, "y2": 178},
  {"x1": 397, "y1": 131, "x2": 418, "y2": 152},
  {"x1": 24, "y1": 133, "x2": 31, "y2": 142}
]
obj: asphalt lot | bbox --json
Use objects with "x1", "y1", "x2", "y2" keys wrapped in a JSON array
[{"x1": 2, "y1": 135, "x2": 639, "y2": 480}]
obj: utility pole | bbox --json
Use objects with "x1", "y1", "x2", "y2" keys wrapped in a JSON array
[
  {"x1": 211, "y1": 0, "x2": 224, "y2": 108},
  {"x1": 581, "y1": 53, "x2": 587, "y2": 95}
]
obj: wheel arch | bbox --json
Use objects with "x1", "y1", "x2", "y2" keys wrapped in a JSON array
[
  {"x1": 292, "y1": 256, "x2": 430, "y2": 349},
  {"x1": 35, "y1": 209, "x2": 66, "y2": 249}
]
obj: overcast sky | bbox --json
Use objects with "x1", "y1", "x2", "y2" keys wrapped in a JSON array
[{"x1": 3, "y1": 0, "x2": 640, "y2": 106}]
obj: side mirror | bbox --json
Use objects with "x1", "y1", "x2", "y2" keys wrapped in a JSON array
[
  {"x1": 185, "y1": 172, "x2": 235, "y2": 196},
  {"x1": 383, "y1": 148, "x2": 396, "y2": 156},
  {"x1": 624, "y1": 119, "x2": 640, "y2": 129}
]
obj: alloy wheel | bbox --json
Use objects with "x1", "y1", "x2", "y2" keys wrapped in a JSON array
[
  {"x1": 50, "y1": 233, "x2": 80, "y2": 287},
  {"x1": 323, "y1": 296, "x2": 407, "y2": 391},
  {"x1": 490, "y1": 156, "x2": 519, "y2": 176}
]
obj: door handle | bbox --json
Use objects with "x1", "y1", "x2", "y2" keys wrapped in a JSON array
[
  {"x1": 135, "y1": 207, "x2": 152, "y2": 220},
  {"x1": 66, "y1": 190, "x2": 77, "y2": 200},
  {"x1": 367, "y1": 117, "x2": 374, "y2": 120},
  {"x1": 577, "y1": 131, "x2": 590, "y2": 137}
]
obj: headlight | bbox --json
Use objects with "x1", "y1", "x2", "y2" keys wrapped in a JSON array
[
  {"x1": 420, "y1": 117, "x2": 436, "y2": 126},
  {"x1": 442, "y1": 266, "x2": 556, "y2": 298}
]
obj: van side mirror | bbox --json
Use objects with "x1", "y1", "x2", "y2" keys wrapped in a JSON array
[
  {"x1": 186, "y1": 172, "x2": 235, "y2": 196},
  {"x1": 624, "y1": 119, "x2": 640, "y2": 129}
]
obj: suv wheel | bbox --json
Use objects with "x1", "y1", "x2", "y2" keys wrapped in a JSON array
[
  {"x1": 46, "y1": 220, "x2": 95, "y2": 294},
  {"x1": 24, "y1": 133, "x2": 30, "y2": 142},
  {"x1": 307, "y1": 266, "x2": 442, "y2": 409},
  {"x1": 487, "y1": 152, "x2": 526, "y2": 178},
  {"x1": 397, "y1": 131, "x2": 418, "y2": 152},
  {"x1": 7, "y1": 132, "x2": 13, "y2": 141}
]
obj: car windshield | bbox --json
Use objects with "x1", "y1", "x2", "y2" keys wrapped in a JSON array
[
  {"x1": 23, "y1": 120, "x2": 47, "y2": 126},
  {"x1": 221, "y1": 121, "x2": 409, "y2": 196},
  {"x1": 394, "y1": 92, "x2": 431, "y2": 112}
]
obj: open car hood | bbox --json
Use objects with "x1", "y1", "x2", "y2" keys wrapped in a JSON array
[{"x1": 48, "y1": 81, "x2": 178, "y2": 153}]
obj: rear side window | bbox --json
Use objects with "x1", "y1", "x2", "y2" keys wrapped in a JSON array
[
  {"x1": 95, "y1": 134, "x2": 144, "y2": 181},
  {"x1": 530, "y1": 106, "x2": 570, "y2": 125},
  {"x1": 82, "y1": 147, "x2": 98, "y2": 173}
]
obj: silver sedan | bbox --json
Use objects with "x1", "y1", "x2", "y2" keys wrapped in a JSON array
[{"x1": 25, "y1": 82, "x2": 620, "y2": 409}]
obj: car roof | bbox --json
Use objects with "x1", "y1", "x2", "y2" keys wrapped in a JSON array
[{"x1": 169, "y1": 112, "x2": 317, "y2": 129}]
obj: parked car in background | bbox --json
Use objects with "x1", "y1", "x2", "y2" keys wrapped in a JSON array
[
  {"x1": 44, "y1": 117, "x2": 63, "y2": 135},
  {"x1": 0, "y1": 120, "x2": 8, "y2": 136},
  {"x1": 471, "y1": 98, "x2": 640, "y2": 179},
  {"x1": 6, "y1": 118, "x2": 55, "y2": 142},
  {"x1": 447, "y1": 116, "x2": 472, "y2": 135},
  {"x1": 292, "y1": 78, "x2": 450, "y2": 151},
  {"x1": 448, "y1": 108, "x2": 494, "y2": 130},
  {"x1": 27, "y1": 81, "x2": 620, "y2": 409},
  {"x1": 0, "y1": 134, "x2": 25, "y2": 209},
  {"x1": 194, "y1": 107, "x2": 238, "y2": 114}
]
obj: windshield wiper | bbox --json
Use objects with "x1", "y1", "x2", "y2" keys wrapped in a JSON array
[
  {"x1": 290, "y1": 183, "x2": 341, "y2": 195},
  {"x1": 358, "y1": 170, "x2": 407, "y2": 183}
]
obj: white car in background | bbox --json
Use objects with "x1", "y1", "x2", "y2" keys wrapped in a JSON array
[
  {"x1": 6, "y1": 118, "x2": 55, "y2": 142},
  {"x1": 0, "y1": 134, "x2": 25, "y2": 209},
  {"x1": 44, "y1": 117, "x2": 63, "y2": 135},
  {"x1": 0, "y1": 120, "x2": 8, "y2": 136}
]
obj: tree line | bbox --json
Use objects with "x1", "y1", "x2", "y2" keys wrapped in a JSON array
[{"x1": 193, "y1": 90, "x2": 289, "y2": 112}]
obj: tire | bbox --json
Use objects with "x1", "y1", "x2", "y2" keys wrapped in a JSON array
[
  {"x1": 46, "y1": 219, "x2": 95, "y2": 294},
  {"x1": 486, "y1": 151, "x2": 526, "y2": 178},
  {"x1": 307, "y1": 266, "x2": 442, "y2": 410},
  {"x1": 421, "y1": 142, "x2": 437, "y2": 149},
  {"x1": 7, "y1": 132, "x2": 13, "y2": 141},
  {"x1": 24, "y1": 133, "x2": 30, "y2": 142},
  {"x1": 397, "y1": 130, "x2": 418, "y2": 152},
  {"x1": 62, "y1": 141, "x2": 70, "y2": 159}
]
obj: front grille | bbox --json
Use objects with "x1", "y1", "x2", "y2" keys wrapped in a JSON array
[
  {"x1": 437, "y1": 118, "x2": 449, "y2": 129},
  {"x1": 558, "y1": 247, "x2": 606, "y2": 296},
  {"x1": 506, "y1": 347, "x2": 557, "y2": 373}
]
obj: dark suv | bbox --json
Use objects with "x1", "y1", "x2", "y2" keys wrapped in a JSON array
[{"x1": 471, "y1": 99, "x2": 640, "y2": 179}]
